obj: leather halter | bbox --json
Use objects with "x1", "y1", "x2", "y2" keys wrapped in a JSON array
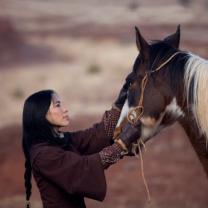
[{"x1": 127, "y1": 52, "x2": 181, "y2": 125}]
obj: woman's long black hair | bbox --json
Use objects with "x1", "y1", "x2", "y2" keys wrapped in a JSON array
[{"x1": 22, "y1": 90, "x2": 69, "y2": 207}]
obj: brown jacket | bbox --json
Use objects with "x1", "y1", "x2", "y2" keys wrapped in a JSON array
[{"x1": 30, "y1": 108, "x2": 120, "y2": 208}]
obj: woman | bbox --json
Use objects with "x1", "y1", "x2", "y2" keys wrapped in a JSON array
[{"x1": 22, "y1": 76, "x2": 141, "y2": 208}]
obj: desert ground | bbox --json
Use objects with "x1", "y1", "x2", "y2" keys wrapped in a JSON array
[{"x1": 0, "y1": 0, "x2": 208, "y2": 208}]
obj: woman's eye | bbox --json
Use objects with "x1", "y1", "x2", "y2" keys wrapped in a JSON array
[{"x1": 56, "y1": 103, "x2": 60, "y2": 107}]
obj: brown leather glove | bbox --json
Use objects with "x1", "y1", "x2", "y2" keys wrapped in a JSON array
[{"x1": 119, "y1": 122, "x2": 141, "y2": 148}]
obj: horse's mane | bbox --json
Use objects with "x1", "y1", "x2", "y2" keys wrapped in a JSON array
[{"x1": 184, "y1": 53, "x2": 208, "y2": 142}]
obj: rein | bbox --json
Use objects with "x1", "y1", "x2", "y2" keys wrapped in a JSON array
[{"x1": 127, "y1": 51, "x2": 181, "y2": 125}]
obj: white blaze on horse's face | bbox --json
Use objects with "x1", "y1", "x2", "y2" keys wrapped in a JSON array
[
  {"x1": 140, "y1": 97, "x2": 184, "y2": 142},
  {"x1": 116, "y1": 99, "x2": 129, "y2": 127}
]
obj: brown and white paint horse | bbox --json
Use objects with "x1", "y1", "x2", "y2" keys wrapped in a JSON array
[{"x1": 116, "y1": 26, "x2": 208, "y2": 176}]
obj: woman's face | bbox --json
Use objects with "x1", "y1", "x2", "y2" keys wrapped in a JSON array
[{"x1": 46, "y1": 93, "x2": 70, "y2": 128}]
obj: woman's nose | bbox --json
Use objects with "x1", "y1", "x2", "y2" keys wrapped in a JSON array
[{"x1": 63, "y1": 107, "x2": 68, "y2": 113}]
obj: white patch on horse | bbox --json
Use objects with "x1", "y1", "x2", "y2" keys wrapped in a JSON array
[
  {"x1": 140, "y1": 97, "x2": 184, "y2": 142},
  {"x1": 116, "y1": 99, "x2": 129, "y2": 127},
  {"x1": 140, "y1": 111, "x2": 165, "y2": 142},
  {"x1": 165, "y1": 97, "x2": 184, "y2": 118}
]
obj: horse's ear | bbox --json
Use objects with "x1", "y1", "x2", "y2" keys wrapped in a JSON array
[
  {"x1": 164, "y1": 25, "x2": 180, "y2": 49},
  {"x1": 135, "y1": 26, "x2": 149, "y2": 61}
]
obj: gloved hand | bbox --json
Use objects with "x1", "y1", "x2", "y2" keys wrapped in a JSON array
[
  {"x1": 119, "y1": 122, "x2": 141, "y2": 148},
  {"x1": 114, "y1": 72, "x2": 135, "y2": 110}
]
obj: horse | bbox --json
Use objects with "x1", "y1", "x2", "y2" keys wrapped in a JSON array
[{"x1": 115, "y1": 25, "x2": 208, "y2": 176}]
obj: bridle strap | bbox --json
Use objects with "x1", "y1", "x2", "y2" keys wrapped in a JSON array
[
  {"x1": 127, "y1": 73, "x2": 148, "y2": 124},
  {"x1": 154, "y1": 51, "x2": 181, "y2": 72},
  {"x1": 127, "y1": 51, "x2": 180, "y2": 125}
]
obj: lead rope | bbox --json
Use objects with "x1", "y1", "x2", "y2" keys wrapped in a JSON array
[
  {"x1": 138, "y1": 140, "x2": 151, "y2": 202},
  {"x1": 127, "y1": 73, "x2": 152, "y2": 202}
]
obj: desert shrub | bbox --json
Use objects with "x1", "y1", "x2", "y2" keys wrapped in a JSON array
[
  {"x1": 87, "y1": 63, "x2": 101, "y2": 74},
  {"x1": 12, "y1": 87, "x2": 24, "y2": 99}
]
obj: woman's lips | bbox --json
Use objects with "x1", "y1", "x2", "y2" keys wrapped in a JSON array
[{"x1": 64, "y1": 115, "x2": 70, "y2": 120}]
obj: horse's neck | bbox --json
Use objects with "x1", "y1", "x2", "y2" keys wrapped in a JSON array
[
  {"x1": 176, "y1": 66, "x2": 208, "y2": 177},
  {"x1": 179, "y1": 115, "x2": 208, "y2": 177}
]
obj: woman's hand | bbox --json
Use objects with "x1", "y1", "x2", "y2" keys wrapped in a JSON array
[{"x1": 118, "y1": 122, "x2": 141, "y2": 149}]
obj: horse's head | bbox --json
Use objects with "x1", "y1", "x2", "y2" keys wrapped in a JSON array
[{"x1": 126, "y1": 26, "x2": 185, "y2": 142}]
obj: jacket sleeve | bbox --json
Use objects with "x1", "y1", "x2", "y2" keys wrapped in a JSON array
[
  {"x1": 69, "y1": 107, "x2": 121, "y2": 155},
  {"x1": 32, "y1": 146, "x2": 107, "y2": 201}
]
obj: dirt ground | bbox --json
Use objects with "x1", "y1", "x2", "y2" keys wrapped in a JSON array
[{"x1": 0, "y1": 0, "x2": 208, "y2": 208}]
